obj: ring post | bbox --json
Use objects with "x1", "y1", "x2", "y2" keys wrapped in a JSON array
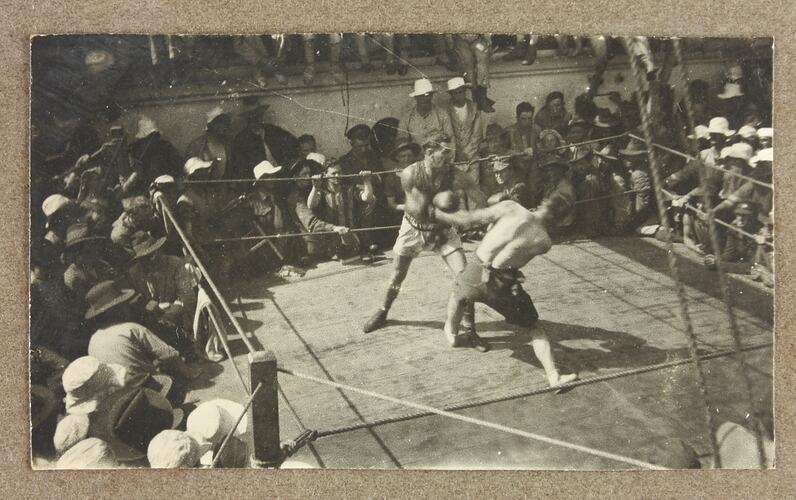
[{"x1": 248, "y1": 350, "x2": 282, "y2": 468}]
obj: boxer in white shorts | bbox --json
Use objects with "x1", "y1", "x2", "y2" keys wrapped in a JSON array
[{"x1": 362, "y1": 133, "x2": 485, "y2": 351}]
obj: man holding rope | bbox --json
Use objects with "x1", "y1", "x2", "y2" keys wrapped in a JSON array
[
  {"x1": 362, "y1": 133, "x2": 483, "y2": 351},
  {"x1": 409, "y1": 179, "x2": 578, "y2": 388}
]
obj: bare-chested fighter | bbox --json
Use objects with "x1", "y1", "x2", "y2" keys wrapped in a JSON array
[
  {"x1": 409, "y1": 164, "x2": 578, "y2": 387},
  {"x1": 363, "y1": 133, "x2": 484, "y2": 351}
]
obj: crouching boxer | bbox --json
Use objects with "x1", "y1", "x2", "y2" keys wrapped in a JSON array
[{"x1": 409, "y1": 189, "x2": 578, "y2": 388}]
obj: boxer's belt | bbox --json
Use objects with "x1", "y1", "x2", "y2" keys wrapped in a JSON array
[{"x1": 404, "y1": 213, "x2": 439, "y2": 232}]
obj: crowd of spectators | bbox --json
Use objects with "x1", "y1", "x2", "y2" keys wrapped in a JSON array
[{"x1": 30, "y1": 36, "x2": 773, "y2": 468}]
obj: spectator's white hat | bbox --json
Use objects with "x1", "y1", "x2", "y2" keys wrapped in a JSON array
[
  {"x1": 707, "y1": 117, "x2": 735, "y2": 136},
  {"x1": 749, "y1": 147, "x2": 773, "y2": 167},
  {"x1": 135, "y1": 116, "x2": 158, "y2": 139},
  {"x1": 757, "y1": 127, "x2": 773, "y2": 140},
  {"x1": 716, "y1": 421, "x2": 774, "y2": 468},
  {"x1": 42, "y1": 194, "x2": 71, "y2": 218},
  {"x1": 253, "y1": 160, "x2": 282, "y2": 179},
  {"x1": 306, "y1": 152, "x2": 326, "y2": 166},
  {"x1": 186, "y1": 399, "x2": 248, "y2": 448},
  {"x1": 184, "y1": 157, "x2": 214, "y2": 177},
  {"x1": 737, "y1": 125, "x2": 758, "y2": 140},
  {"x1": 54, "y1": 413, "x2": 90, "y2": 454},
  {"x1": 147, "y1": 430, "x2": 201, "y2": 468},
  {"x1": 56, "y1": 438, "x2": 118, "y2": 469},
  {"x1": 62, "y1": 356, "x2": 127, "y2": 414},
  {"x1": 718, "y1": 82, "x2": 744, "y2": 100},
  {"x1": 720, "y1": 142, "x2": 754, "y2": 161},
  {"x1": 409, "y1": 78, "x2": 435, "y2": 97},
  {"x1": 206, "y1": 106, "x2": 228, "y2": 124},
  {"x1": 687, "y1": 125, "x2": 710, "y2": 141},
  {"x1": 446, "y1": 77, "x2": 468, "y2": 92},
  {"x1": 152, "y1": 174, "x2": 175, "y2": 186}
]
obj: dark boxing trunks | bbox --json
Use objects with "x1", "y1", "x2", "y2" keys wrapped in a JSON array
[{"x1": 453, "y1": 256, "x2": 539, "y2": 327}]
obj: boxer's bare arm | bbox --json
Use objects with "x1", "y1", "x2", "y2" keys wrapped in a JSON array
[{"x1": 433, "y1": 200, "x2": 516, "y2": 230}]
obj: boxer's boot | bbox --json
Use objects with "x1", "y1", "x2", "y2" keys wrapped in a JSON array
[
  {"x1": 461, "y1": 301, "x2": 490, "y2": 352},
  {"x1": 363, "y1": 284, "x2": 400, "y2": 333}
]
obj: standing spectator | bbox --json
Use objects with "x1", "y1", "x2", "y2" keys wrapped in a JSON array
[
  {"x1": 230, "y1": 97, "x2": 299, "y2": 181},
  {"x1": 185, "y1": 107, "x2": 233, "y2": 183},
  {"x1": 129, "y1": 116, "x2": 183, "y2": 185},
  {"x1": 535, "y1": 92, "x2": 573, "y2": 136},
  {"x1": 339, "y1": 124, "x2": 383, "y2": 252},
  {"x1": 452, "y1": 34, "x2": 495, "y2": 112},
  {"x1": 446, "y1": 77, "x2": 486, "y2": 210},
  {"x1": 402, "y1": 79, "x2": 454, "y2": 148}
]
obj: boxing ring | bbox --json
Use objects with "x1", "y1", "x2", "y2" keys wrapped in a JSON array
[{"x1": 151, "y1": 40, "x2": 774, "y2": 470}]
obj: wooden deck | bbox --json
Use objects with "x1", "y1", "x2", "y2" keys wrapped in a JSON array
[{"x1": 184, "y1": 236, "x2": 774, "y2": 469}]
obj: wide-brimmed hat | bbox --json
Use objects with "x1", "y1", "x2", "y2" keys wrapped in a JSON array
[
  {"x1": 184, "y1": 157, "x2": 214, "y2": 177},
  {"x1": 84, "y1": 280, "x2": 139, "y2": 320},
  {"x1": 253, "y1": 160, "x2": 282, "y2": 180},
  {"x1": 186, "y1": 398, "x2": 248, "y2": 448},
  {"x1": 410, "y1": 78, "x2": 435, "y2": 97},
  {"x1": 64, "y1": 223, "x2": 105, "y2": 249},
  {"x1": 757, "y1": 127, "x2": 773, "y2": 140},
  {"x1": 152, "y1": 175, "x2": 175, "y2": 187},
  {"x1": 62, "y1": 356, "x2": 127, "y2": 414},
  {"x1": 55, "y1": 437, "x2": 118, "y2": 469},
  {"x1": 54, "y1": 413, "x2": 91, "y2": 454},
  {"x1": 749, "y1": 147, "x2": 773, "y2": 167},
  {"x1": 238, "y1": 96, "x2": 270, "y2": 116},
  {"x1": 31, "y1": 384, "x2": 58, "y2": 429},
  {"x1": 737, "y1": 125, "x2": 757, "y2": 140},
  {"x1": 90, "y1": 387, "x2": 183, "y2": 462},
  {"x1": 130, "y1": 231, "x2": 167, "y2": 260},
  {"x1": 718, "y1": 82, "x2": 744, "y2": 100},
  {"x1": 135, "y1": 116, "x2": 158, "y2": 139},
  {"x1": 687, "y1": 125, "x2": 710, "y2": 141},
  {"x1": 345, "y1": 123, "x2": 371, "y2": 141},
  {"x1": 446, "y1": 77, "x2": 468, "y2": 92},
  {"x1": 306, "y1": 152, "x2": 326, "y2": 166},
  {"x1": 389, "y1": 141, "x2": 421, "y2": 160},
  {"x1": 719, "y1": 142, "x2": 754, "y2": 162},
  {"x1": 707, "y1": 117, "x2": 736, "y2": 136},
  {"x1": 147, "y1": 429, "x2": 201, "y2": 468},
  {"x1": 619, "y1": 138, "x2": 648, "y2": 157},
  {"x1": 42, "y1": 194, "x2": 72, "y2": 218},
  {"x1": 206, "y1": 106, "x2": 229, "y2": 125}
]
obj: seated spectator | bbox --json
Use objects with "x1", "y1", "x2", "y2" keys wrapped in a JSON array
[
  {"x1": 618, "y1": 137, "x2": 657, "y2": 233},
  {"x1": 247, "y1": 160, "x2": 303, "y2": 263},
  {"x1": 478, "y1": 123, "x2": 512, "y2": 199},
  {"x1": 487, "y1": 156, "x2": 533, "y2": 208},
  {"x1": 90, "y1": 386, "x2": 183, "y2": 464},
  {"x1": 110, "y1": 195, "x2": 160, "y2": 254},
  {"x1": 537, "y1": 155, "x2": 576, "y2": 234},
  {"x1": 85, "y1": 280, "x2": 202, "y2": 387},
  {"x1": 185, "y1": 107, "x2": 233, "y2": 182},
  {"x1": 569, "y1": 144, "x2": 610, "y2": 237},
  {"x1": 308, "y1": 160, "x2": 375, "y2": 261},
  {"x1": 127, "y1": 231, "x2": 196, "y2": 344},
  {"x1": 148, "y1": 175, "x2": 182, "y2": 255},
  {"x1": 31, "y1": 240, "x2": 82, "y2": 356},
  {"x1": 507, "y1": 101, "x2": 542, "y2": 161},
  {"x1": 337, "y1": 125, "x2": 380, "y2": 255},
  {"x1": 535, "y1": 91, "x2": 572, "y2": 136},
  {"x1": 757, "y1": 127, "x2": 773, "y2": 149},
  {"x1": 147, "y1": 429, "x2": 201, "y2": 468},
  {"x1": 53, "y1": 413, "x2": 91, "y2": 456},
  {"x1": 185, "y1": 398, "x2": 249, "y2": 467},
  {"x1": 42, "y1": 194, "x2": 83, "y2": 252},
  {"x1": 718, "y1": 143, "x2": 755, "y2": 200},
  {"x1": 370, "y1": 117, "x2": 401, "y2": 161},
  {"x1": 75, "y1": 167, "x2": 116, "y2": 234},
  {"x1": 62, "y1": 223, "x2": 121, "y2": 305},
  {"x1": 61, "y1": 356, "x2": 128, "y2": 415},
  {"x1": 737, "y1": 125, "x2": 759, "y2": 150},
  {"x1": 595, "y1": 145, "x2": 633, "y2": 235},
  {"x1": 537, "y1": 128, "x2": 566, "y2": 157},
  {"x1": 714, "y1": 148, "x2": 773, "y2": 223},
  {"x1": 286, "y1": 157, "x2": 360, "y2": 262},
  {"x1": 297, "y1": 134, "x2": 317, "y2": 157},
  {"x1": 705, "y1": 202, "x2": 759, "y2": 273},
  {"x1": 55, "y1": 437, "x2": 119, "y2": 469},
  {"x1": 402, "y1": 79, "x2": 454, "y2": 148}
]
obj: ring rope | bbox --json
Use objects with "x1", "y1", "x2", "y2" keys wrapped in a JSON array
[
  {"x1": 276, "y1": 366, "x2": 668, "y2": 469},
  {"x1": 672, "y1": 38, "x2": 768, "y2": 468},
  {"x1": 212, "y1": 382, "x2": 263, "y2": 468},
  {"x1": 311, "y1": 341, "x2": 772, "y2": 440},
  {"x1": 625, "y1": 39, "x2": 722, "y2": 467}
]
